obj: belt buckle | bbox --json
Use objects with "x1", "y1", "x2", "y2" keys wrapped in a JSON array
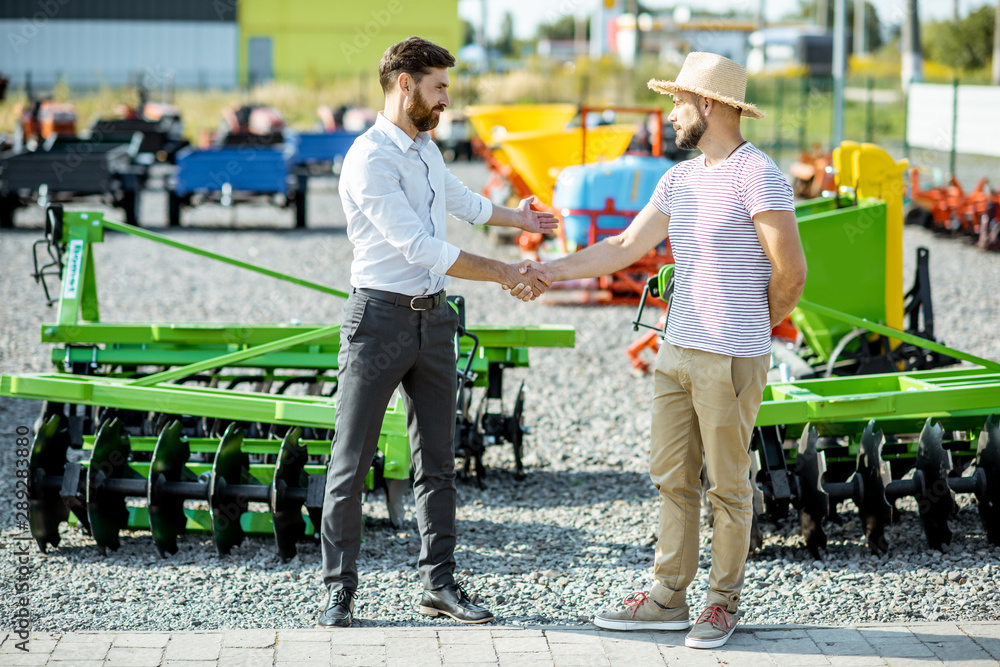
[{"x1": 410, "y1": 295, "x2": 432, "y2": 311}]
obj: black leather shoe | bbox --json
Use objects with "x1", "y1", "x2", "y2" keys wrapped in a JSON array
[
  {"x1": 419, "y1": 583, "x2": 494, "y2": 624},
  {"x1": 317, "y1": 587, "x2": 355, "y2": 628}
]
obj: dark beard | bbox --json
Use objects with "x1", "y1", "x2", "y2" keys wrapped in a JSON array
[
  {"x1": 675, "y1": 114, "x2": 707, "y2": 150},
  {"x1": 406, "y1": 88, "x2": 442, "y2": 132}
]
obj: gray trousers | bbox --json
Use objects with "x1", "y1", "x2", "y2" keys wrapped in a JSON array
[{"x1": 321, "y1": 291, "x2": 459, "y2": 593}]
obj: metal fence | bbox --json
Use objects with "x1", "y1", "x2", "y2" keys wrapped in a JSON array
[{"x1": 739, "y1": 75, "x2": 907, "y2": 164}]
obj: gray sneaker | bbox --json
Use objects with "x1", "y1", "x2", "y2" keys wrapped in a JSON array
[
  {"x1": 685, "y1": 605, "x2": 740, "y2": 648},
  {"x1": 593, "y1": 591, "x2": 690, "y2": 631}
]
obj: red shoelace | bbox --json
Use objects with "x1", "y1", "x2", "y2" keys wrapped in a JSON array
[
  {"x1": 622, "y1": 591, "x2": 650, "y2": 618},
  {"x1": 695, "y1": 605, "x2": 733, "y2": 630}
]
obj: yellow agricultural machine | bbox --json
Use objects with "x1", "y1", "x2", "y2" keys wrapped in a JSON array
[{"x1": 465, "y1": 103, "x2": 675, "y2": 302}]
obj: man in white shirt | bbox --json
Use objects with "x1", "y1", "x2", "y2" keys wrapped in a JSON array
[{"x1": 317, "y1": 37, "x2": 555, "y2": 629}]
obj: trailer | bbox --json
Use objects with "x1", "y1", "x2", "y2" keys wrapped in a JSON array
[
  {"x1": 0, "y1": 135, "x2": 145, "y2": 228},
  {"x1": 287, "y1": 130, "x2": 358, "y2": 177},
  {"x1": 87, "y1": 116, "x2": 189, "y2": 165},
  {"x1": 167, "y1": 145, "x2": 307, "y2": 228}
]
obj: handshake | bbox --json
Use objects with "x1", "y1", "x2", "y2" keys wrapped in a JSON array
[{"x1": 501, "y1": 260, "x2": 552, "y2": 302}]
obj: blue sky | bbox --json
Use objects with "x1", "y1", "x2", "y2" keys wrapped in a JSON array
[{"x1": 458, "y1": 0, "x2": 980, "y2": 41}]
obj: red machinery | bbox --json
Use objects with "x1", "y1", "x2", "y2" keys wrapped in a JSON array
[
  {"x1": 907, "y1": 170, "x2": 1000, "y2": 251},
  {"x1": 216, "y1": 105, "x2": 286, "y2": 146},
  {"x1": 789, "y1": 146, "x2": 837, "y2": 199},
  {"x1": 15, "y1": 99, "x2": 77, "y2": 147}
]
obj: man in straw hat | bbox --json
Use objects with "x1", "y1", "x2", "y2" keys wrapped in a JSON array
[{"x1": 512, "y1": 52, "x2": 807, "y2": 648}]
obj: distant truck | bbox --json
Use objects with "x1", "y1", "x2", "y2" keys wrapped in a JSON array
[{"x1": 746, "y1": 26, "x2": 849, "y2": 77}]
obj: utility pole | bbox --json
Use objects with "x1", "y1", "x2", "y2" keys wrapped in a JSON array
[
  {"x1": 901, "y1": 0, "x2": 923, "y2": 92},
  {"x1": 591, "y1": 0, "x2": 604, "y2": 59},
  {"x1": 832, "y1": 0, "x2": 846, "y2": 146},
  {"x1": 479, "y1": 0, "x2": 490, "y2": 73},
  {"x1": 575, "y1": 11, "x2": 587, "y2": 57},
  {"x1": 853, "y1": 0, "x2": 867, "y2": 56},
  {"x1": 817, "y1": 0, "x2": 829, "y2": 29},
  {"x1": 628, "y1": 0, "x2": 640, "y2": 65},
  {"x1": 993, "y1": 1, "x2": 1000, "y2": 85}
]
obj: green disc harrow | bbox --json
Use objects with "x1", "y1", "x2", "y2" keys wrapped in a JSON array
[
  {"x1": 628, "y1": 142, "x2": 1000, "y2": 557},
  {"x1": 5, "y1": 205, "x2": 575, "y2": 559}
]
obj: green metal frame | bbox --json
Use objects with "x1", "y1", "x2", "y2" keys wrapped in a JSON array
[
  {"x1": 40, "y1": 211, "x2": 574, "y2": 381},
  {"x1": 3, "y1": 209, "x2": 575, "y2": 538},
  {"x1": 761, "y1": 298, "x2": 1000, "y2": 465},
  {"x1": 760, "y1": 366, "x2": 1000, "y2": 436},
  {"x1": 43, "y1": 323, "x2": 570, "y2": 384},
  {"x1": 790, "y1": 196, "x2": 889, "y2": 362}
]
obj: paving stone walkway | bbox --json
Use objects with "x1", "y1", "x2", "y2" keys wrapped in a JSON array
[{"x1": 2, "y1": 622, "x2": 999, "y2": 666}]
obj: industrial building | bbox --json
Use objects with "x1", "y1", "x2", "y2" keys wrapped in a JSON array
[
  {"x1": 238, "y1": 1, "x2": 461, "y2": 87},
  {"x1": 0, "y1": 0, "x2": 461, "y2": 90}
]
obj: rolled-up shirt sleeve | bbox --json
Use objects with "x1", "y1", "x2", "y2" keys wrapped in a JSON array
[
  {"x1": 347, "y1": 154, "x2": 461, "y2": 275},
  {"x1": 444, "y1": 169, "x2": 493, "y2": 225}
]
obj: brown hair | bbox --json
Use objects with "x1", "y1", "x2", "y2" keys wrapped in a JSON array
[{"x1": 378, "y1": 37, "x2": 455, "y2": 94}]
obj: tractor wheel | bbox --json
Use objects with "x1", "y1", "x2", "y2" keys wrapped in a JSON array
[
  {"x1": 510, "y1": 382, "x2": 527, "y2": 479},
  {"x1": 168, "y1": 191, "x2": 182, "y2": 227},
  {"x1": 121, "y1": 188, "x2": 141, "y2": 226},
  {"x1": 905, "y1": 207, "x2": 932, "y2": 228},
  {"x1": 0, "y1": 194, "x2": 18, "y2": 228},
  {"x1": 293, "y1": 178, "x2": 308, "y2": 228}
]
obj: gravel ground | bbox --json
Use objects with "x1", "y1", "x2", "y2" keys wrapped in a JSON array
[{"x1": 1, "y1": 161, "x2": 998, "y2": 633}]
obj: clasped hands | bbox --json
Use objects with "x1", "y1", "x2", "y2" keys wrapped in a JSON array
[
  {"x1": 502, "y1": 259, "x2": 551, "y2": 302},
  {"x1": 502, "y1": 196, "x2": 558, "y2": 302}
]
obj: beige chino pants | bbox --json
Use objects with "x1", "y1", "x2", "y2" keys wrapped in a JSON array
[{"x1": 648, "y1": 342, "x2": 769, "y2": 613}]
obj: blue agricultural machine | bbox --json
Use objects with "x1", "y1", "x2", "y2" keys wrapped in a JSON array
[
  {"x1": 167, "y1": 106, "x2": 358, "y2": 228},
  {"x1": 554, "y1": 149, "x2": 676, "y2": 298},
  {"x1": 287, "y1": 130, "x2": 358, "y2": 177},
  {"x1": 168, "y1": 145, "x2": 306, "y2": 227}
]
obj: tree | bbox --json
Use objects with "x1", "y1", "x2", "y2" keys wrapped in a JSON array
[
  {"x1": 461, "y1": 19, "x2": 476, "y2": 47},
  {"x1": 924, "y1": 5, "x2": 995, "y2": 71},
  {"x1": 537, "y1": 14, "x2": 589, "y2": 41},
  {"x1": 492, "y1": 11, "x2": 517, "y2": 57},
  {"x1": 786, "y1": 0, "x2": 883, "y2": 51}
]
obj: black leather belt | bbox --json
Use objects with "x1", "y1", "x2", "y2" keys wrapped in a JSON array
[{"x1": 355, "y1": 287, "x2": 446, "y2": 311}]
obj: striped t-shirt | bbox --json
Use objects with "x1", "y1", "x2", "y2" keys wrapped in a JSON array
[{"x1": 650, "y1": 143, "x2": 794, "y2": 357}]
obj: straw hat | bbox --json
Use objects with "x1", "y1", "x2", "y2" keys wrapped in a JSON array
[{"x1": 648, "y1": 52, "x2": 765, "y2": 120}]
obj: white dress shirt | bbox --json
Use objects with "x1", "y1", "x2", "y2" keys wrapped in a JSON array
[{"x1": 338, "y1": 112, "x2": 493, "y2": 295}]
